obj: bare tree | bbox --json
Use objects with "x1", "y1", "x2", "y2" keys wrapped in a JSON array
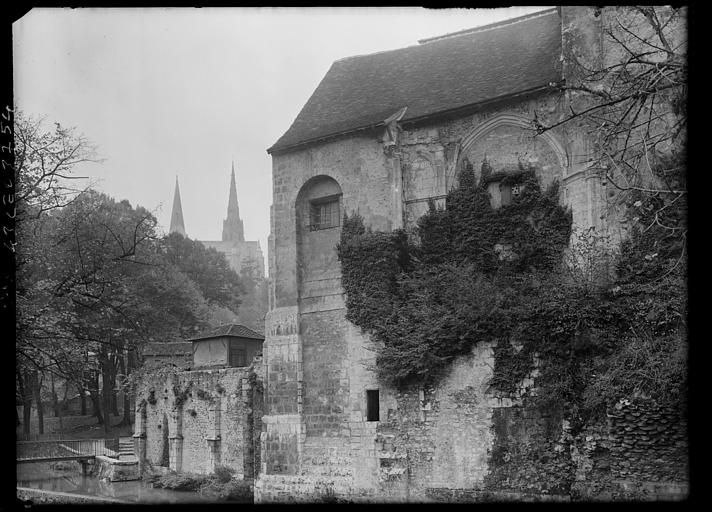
[
  {"x1": 14, "y1": 111, "x2": 100, "y2": 221},
  {"x1": 535, "y1": 6, "x2": 687, "y2": 278}
]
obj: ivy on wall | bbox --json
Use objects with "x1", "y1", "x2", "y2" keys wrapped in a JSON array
[
  {"x1": 337, "y1": 159, "x2": 573, "y2": 388},
  {"x1": 337, "y1": 157, "x2": 686, "y2": 422}
]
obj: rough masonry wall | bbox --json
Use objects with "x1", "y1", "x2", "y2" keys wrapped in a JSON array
[
  {"x1": 376, "y1": 342, "x2": 511, "y2": 501},
  {"x1": 397, "y1": 92, "x2": 610, "y2": 235},
  {"x1": 570, "y1": 399, "x2": 688, "y2": 501},
  {"x1": 137, "y1": 366, "x2": 262, "y2": 478},
  {"x1": 369, "y1": 343, "x2": 687, "y2": 502}
]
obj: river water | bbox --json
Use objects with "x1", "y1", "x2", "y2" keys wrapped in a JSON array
[{"x1": 17, "y1": 462, "x2": 217, "y2": 504}]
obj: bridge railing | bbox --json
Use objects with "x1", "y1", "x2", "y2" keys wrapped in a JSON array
[{"x1": 16, "y1": 437, "x2": 120, "y2": 461}]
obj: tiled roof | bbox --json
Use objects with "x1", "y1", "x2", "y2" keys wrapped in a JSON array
[
  {"x1": 144, "y1": 341, "x2": 193, "y2": 357},
  {"x1": 268, "y1": 8, "x2": 562, "y2": 154},
  {"x1": 190, "y1": 323, "x2": 265, "y2": 342}
]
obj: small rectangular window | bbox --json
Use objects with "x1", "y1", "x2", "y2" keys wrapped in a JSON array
[
  {"x1": 309, "y1": 196, "x2": 340, "y2": 231},
  {"x1": 366, "y1": 389, "x2": 380, "y2": 422}
]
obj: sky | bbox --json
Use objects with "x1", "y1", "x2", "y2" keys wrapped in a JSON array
[{"x1": 13, "y1": 6, "x2": 550, "y2": 276}]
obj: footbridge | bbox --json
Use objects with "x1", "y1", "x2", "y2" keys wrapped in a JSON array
[{"x1": 16, "y1": 438, "x2": 120, "y2": 464}]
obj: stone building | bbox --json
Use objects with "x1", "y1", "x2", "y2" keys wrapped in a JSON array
[
  {"x1": 255, "y1": 7, "x2": 687, "y2": 502},
  {"x1": 134, "y1": 325, "x2": 264, "y2": 478},
  {"x1": 191, "y1": 324, "x2": 265, "y2": 370},
  {"x1": 170, "y1": 162, "x2": 265, "y2": 278}
]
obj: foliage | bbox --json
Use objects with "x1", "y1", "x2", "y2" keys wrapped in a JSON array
[
  {"x1": 149, "y1": 468, "x2": 252, "y2": 502},
  {"x1": 236, "y1": 258, "x2": 269, "y2": 334},
  {"x1": 213, "y1": 464, "x2": 235, "y2": 484},
  {"x1": 161, "y1": 232, "x2": 243, "y2": 314},
  {"x1": 194, "y1": 387, "x2": 214, "y2": 404},
  {"x1": 200, "y1": 476, "x2": 252, "y2": 502},
  {"x1": 338, "y1": 160, "x2": 573, "y2": 388},
  {"x1": 338, "y1": 154, "x2": 686, "y2": 418},
  {"x1": 173, "y1": 382, "x2": 193, "y2": 408},
  {"x1": 150, "y1": 471, "x2": 209, "y2": 492}
]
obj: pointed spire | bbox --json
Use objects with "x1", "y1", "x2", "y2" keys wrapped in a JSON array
[
  {"x1": 169, "y1": 176, "x2": 186, "y2": 236},
  {"x1": 222, "y1": 161, "x2": 245, "y2": 243}
]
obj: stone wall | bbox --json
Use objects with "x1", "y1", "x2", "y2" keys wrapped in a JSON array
[
  {"x1": 397, "y1": 92, "x2": 608, "y2": 235},
  {"x1": 570, "y1": 398, "x2": 688, "y2": 501},
  {"x1": 135, "y1": 363, "x2": 263, "y2": 478},
  {"x1": 256, "y1": 6, "x2": 686, "y2": 503},
  {"x1": 92, "y1": 455, "x2": 140, "y2": 482},
  {"x1": 373, "y1": 346, "x2": 687, "y2": 502},
  {"x1": 256, "y1": 337, "x2": 688, "y2": 502}
]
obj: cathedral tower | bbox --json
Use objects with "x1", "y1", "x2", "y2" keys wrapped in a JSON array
[
  {"x1": 222, "y1": 161, "x2": 245, "y2": 243},
  {"x1": 169, "y1": 176, "x2": 186, "y2": 236}
]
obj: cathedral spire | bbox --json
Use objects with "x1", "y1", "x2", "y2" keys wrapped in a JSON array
[
  {"x1": 222, "y1": 161, "x2": 245, "y2": 243},
  {"x1": 169, "y1": 176, "x2": 186, "y2": 236}
]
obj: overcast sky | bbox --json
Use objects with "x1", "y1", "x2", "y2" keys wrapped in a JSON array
[{"x1": 13, "y1": 6, "x2": 550, "y2": 275}]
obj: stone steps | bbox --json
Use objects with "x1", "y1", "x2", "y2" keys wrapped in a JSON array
[{"x1": 117, "y1": 438, "x2": 135, "y2": 461}]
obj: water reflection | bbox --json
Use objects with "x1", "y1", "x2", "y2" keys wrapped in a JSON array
[{"x1": 17, "y1": 462, "x2": 215, "y2": 503}]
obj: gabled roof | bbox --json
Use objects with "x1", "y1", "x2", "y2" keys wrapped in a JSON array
[
  {"x1": 268, "y1": 8, "x2": 562, "y2": 155},
  {"x1": 189, "y1": 323, "x2": 265, "y2": 342}
]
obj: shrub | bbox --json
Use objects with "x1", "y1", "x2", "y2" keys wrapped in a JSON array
[
  {"x1": 200, "y1": 479, "x2": 253, "y2": 502},
  {"x1": 213, "y1": 464, "x2": 235, "y2": 484},
  {"x1": 151, "y1": 472, "x2": 209, "y2": 492}
]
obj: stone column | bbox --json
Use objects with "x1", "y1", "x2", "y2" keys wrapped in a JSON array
[
  {"x1": 242, "y1": 375, "x2": 255, "y2": 479},
  {"x1": 168, "y1": 408, "x2": 184, "y2": 472},
  {"x1": 168, "y1": 435, "x2": 184, "y2": 472},
  {"x1": 133, "y1": 402, "x2": 147, "y2": 475},
  {"x1": 206, "y1": 397, "x2": 222, "y2": 471}
]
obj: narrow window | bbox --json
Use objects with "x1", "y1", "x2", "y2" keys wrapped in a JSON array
[{"x1": 366, "y1": 389, "x2": 380, "y2": 422}]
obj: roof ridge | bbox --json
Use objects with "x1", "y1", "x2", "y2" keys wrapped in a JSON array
[
  {"x1": 418, "y1": 7, "x2": 559, "y2": 44},
  {"x1": 333, "y1": 8, "x2": 558, "y2": 65}
]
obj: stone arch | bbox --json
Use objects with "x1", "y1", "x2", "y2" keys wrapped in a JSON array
[
  {"x1": 451, "y1": 114, "x2": 570, "y2": 188},
  {"x1": 295, "y1": 175, "x2": 344, "y2": 300}
]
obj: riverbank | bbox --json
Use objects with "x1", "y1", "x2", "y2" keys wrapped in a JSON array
[
  {"x1": 17, "y1": 461, "x2": 218, "y2": 503},
  {"x1": 17, "y1": 487, "x2": 129, "y2": 504}
]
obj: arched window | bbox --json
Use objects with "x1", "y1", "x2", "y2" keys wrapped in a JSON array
[
  {"x1": 296, "y1": 176, "x2": 343, "y2": 232},
  {"x1": 295, "y1": 175, "x2": 344, "y2": 298}
]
